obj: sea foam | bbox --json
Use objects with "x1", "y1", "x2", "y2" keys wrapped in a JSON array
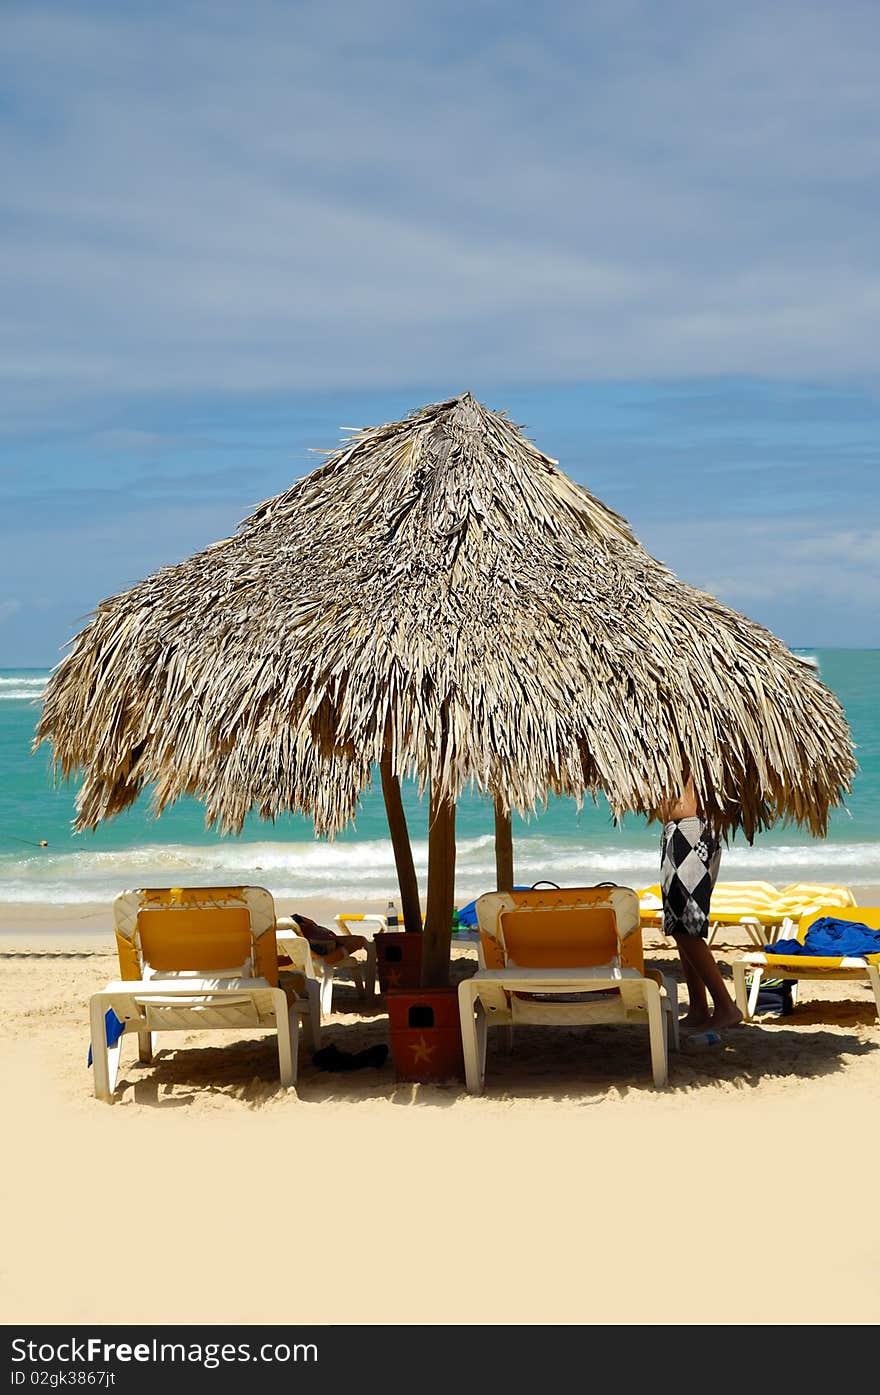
[
  {"x1": 0, "y1": 677, "x2": 47, "y2": 702},
  {"x1": 2, "y1": 835, "x2": 879, "y2": 906}
]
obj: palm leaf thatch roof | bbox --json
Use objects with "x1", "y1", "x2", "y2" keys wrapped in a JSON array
[{"x1": 36, "y1": 392, "x2": 854, "y2": 843}]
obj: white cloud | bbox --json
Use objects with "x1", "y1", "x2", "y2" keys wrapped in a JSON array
[
  {"x1": 642, "y1": 516, "x2": 880, "y2": 639},
  {"x1": 2, "y1": 1, "x2": 880, "y2": 411},
  {"x1": 0, "y1": 599, "x2": 23, "y2": 624}
]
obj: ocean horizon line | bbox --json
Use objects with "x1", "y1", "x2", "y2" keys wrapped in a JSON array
[{"x1": 3, "y1": 644, "x2": 880, "y2": 674}]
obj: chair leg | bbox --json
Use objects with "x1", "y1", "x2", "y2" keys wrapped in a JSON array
[
  {"x1": 661, "y1": 974, "x2": 680, "y2": 1051},
  {"x1": 733, "y1": 962, "x2": 753, "y2": 1019},
  {"x1": 89, "y1": 996, "x2": 114, "y2": 1103},
  {"x1": 868, "y1": 965, "x2": 880, "y2": 1023},
  {"x1": 303, "y1": 981, "x2": 322, "y2": 1049},
  {"x1": 363, "y1": 942, "x2": 377, "y2": 998},
  {"x1": 664, "y1": 1000, "x2": 679, "y2": 1054},
  {"x1": 137, "y1": 1030, "x2": 154, "y2": 1064},
  {"x1": 320, "y1": 969, "x2": 334, "y2": 1017},
  {"x1": 272, "y1": 989, "x2": 298, "y2": 1087},
  {"x1": 740, "y1": 917, "x2": 765, "y2": 948},
  {"x1": 106, "y1": 1036, "x2": 124, "y2": 1097},
  {"x1": 458, "y1": 982, "x2": 485, "y2": 1094},
  {"x1": 475, "y1": 1000, "x2": 488, "y2": 1086},
  {"x1": 644, "y1": 983, "x2": 668, "y2": 1088}
]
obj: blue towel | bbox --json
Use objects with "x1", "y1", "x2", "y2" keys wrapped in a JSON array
[
  {"x1": 767, "y1": 916, "x2": 880, "y2": 959},
  {"x1": 457, "y1": 887, "x2": 532, "y2": 927},
  {"x1": 87, "y1": 1008, "x2": 126, "y2": 1066}
]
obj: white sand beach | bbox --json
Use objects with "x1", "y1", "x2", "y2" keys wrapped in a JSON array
[
  {"x1": 6, "y1": 0, "x2": 880, "y2": 1347},
  {"x1": 2, "y1": 894, "x2": 879, "y2": 1326}
]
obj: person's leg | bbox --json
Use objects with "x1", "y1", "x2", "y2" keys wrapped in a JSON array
[
  {"x1": 676, "y1": 934, "x2": 743, "y2": 1031},
  {"x1": 674, "y1": 938, "x2": 711, "y2": 1028}
]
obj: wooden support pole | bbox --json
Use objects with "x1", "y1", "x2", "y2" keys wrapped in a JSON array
[
  {"x1": 422, "y1": 786, "x2": 456, "y2": 988},
  {"x1": 494, "y1": 796, "x2": 514, "y2": 892},
  {"x1": 380, "y1": 754, "x2": 422, "y2": 934}
]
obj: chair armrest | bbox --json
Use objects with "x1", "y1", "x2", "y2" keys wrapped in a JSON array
[
  {"x1": 104, "y1": 975, "x2": 276, "y2": 993},
  {"x1": 334, "y1": 913, "x2": 385, "y2": 938},
  {"x1": 274, "y1": 930, "x2": 320, "y2": 980},
  {"x1": 644, "y1": 968, "x2": 669, "y2": 990}
]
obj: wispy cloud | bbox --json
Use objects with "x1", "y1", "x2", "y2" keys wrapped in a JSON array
[
  {"x1": 0, "y1": 599, "x2": 22, "y2": 625},
  {"x1": 2, "y1": 4, "x2": 878, "y2": 660},
  {"x1": 2, "y1": 1, "x2": 880, "y2": 415},
  {"x1": 644, "y1": 516, "x2": 880, "y2": 643}
]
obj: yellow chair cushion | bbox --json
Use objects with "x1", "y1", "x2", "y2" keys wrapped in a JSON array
[{"x1": 135, "y1": 906, "x2": 268, "y2": 977}]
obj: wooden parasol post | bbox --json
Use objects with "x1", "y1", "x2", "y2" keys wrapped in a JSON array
[
  {"x1": 421, "y1": 786, "x2": 456, "y2": 987},
  {"x1": 494, "y1": 795, "x2": 514, "y2": 891},
  {"x1": 380, "y1": 754, "x2": 422, "y2": 934}
]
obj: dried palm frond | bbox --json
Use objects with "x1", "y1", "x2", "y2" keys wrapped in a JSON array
[{"x1": 36, "y1": 393, "x2": 855, "y2": 842}]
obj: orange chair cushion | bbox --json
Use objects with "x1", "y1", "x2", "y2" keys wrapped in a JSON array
[
  {"x1": 135, "y1": 906, "x2": 262, "y2": 976},
  {"x1": 500, "y1": 906, "x2": 627, "y2": 969}
]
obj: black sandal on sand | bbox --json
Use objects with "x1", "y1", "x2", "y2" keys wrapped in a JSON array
[{"x1": 312, "y1": 1042, "x2": 389, "y2": 1072}]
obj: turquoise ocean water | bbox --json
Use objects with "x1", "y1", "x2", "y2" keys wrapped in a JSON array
[{"x1": 1, "y1": 649, "x2": 879, "y2": 906}]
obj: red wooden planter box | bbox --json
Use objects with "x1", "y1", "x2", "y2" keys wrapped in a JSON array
[
  {"x1": 375, "y1": 930, "x2": 423, "y2": 993},
  {"x1": 386, "y1": 985, "x2": 465, "y2": 1083}
]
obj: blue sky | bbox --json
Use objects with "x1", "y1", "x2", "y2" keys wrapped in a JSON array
[{"x1": 1, "y1": 0, "x2": 879, "y2": 663}]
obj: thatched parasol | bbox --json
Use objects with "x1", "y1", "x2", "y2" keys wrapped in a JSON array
[{"x1": 36, "y1": 393, "x2": 855, "y2": 985}]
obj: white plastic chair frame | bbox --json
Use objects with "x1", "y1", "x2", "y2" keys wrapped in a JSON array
[
  {"x1": 641, "y1": 883, "x2": 856, "y2": 949},
  {"x1": 461, "y1": 887, "x2": 679, "y2": 1092},
  {"x1": 89, "y1": 976, "x2": 304, "y2": 1103},
  {"x1": 275, "y1": 914, "x2": 378, "y2": 1016},
  {"x1": 91, "y1": 886, "x2": 321, "y2": 1102},
  {"x1": 459, "y1": 966, "x2": 673, "y2": 1091},
  {"x1": 732, "y1": 913, "x2": 880, "y2": 1022}
]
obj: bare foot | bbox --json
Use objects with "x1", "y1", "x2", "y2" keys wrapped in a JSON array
[
  {"x1": 680, "y1": 1015, "x2": 713, "y2": 1035},
  {"x1": 708, "y1": 1004, "x2": 744, "y2": 1031}
]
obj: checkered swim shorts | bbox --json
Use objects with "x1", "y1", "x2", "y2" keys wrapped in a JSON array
[{"x1": 661, "y1": 815, "x2": 722, "y2": 938}]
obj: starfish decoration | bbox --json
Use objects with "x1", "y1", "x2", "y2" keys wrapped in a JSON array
[{"x1": 410, "y1": 1035, "x2": 435, "y2": 1064}]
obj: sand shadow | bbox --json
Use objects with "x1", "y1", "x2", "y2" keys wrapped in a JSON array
[
  {"x1": 104, "y1": 1015, "x2": 878, "y2": 1108},
  {"x1": 113, "y1": 1012, "x2": 396, "y2": 1107},
  {"x1": 321, "y1": 985, "x2": 387, "y2": 1019},
  {"x1": 447, "y1": 1012, "x2": 878, "y2": 1101},
  {"x1": 110, "y1": 1010, "x2": 464, "y2": 1109},
  {"x1": 100, "y1": 940, "x2": 878, "y2": 1107},
  {"x1": 756, "y1": 999, "x2": 878, "y2": 1029},
  {"x1": 116, "y1": 1039, "x2": 305, "y2": 1108},
  {"x1": 668, "y1": 1021, "x2": 878, "y2": 1091}
]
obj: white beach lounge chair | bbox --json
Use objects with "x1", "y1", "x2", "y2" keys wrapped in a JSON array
[
  {"x1": 733, "y1": 905, "x2": 880, "y2": 1022},
  {"x1": 459, "y1": 886, "x2": 679, "y2": 1092},
  {"x1": 639, "y1": 881, "x2": 857, "y2": 948},
  {"x1": 275, "y1": 912, "x2": 379, "y2": 1016},
  {"x1": 90, "y1": 886, "x2": 321, "y2": 1102}
]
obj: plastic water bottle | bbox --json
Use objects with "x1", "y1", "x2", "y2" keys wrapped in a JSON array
[
  {"x1": 687, "y1": 1030, "x2": 722, "y2": 1049},
  {"x1": 386, "y1": 899, "x2": 399, "y2": 928},
  {"x1": 451, "y1": 906, "x2": 460, "y2": 937}
]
